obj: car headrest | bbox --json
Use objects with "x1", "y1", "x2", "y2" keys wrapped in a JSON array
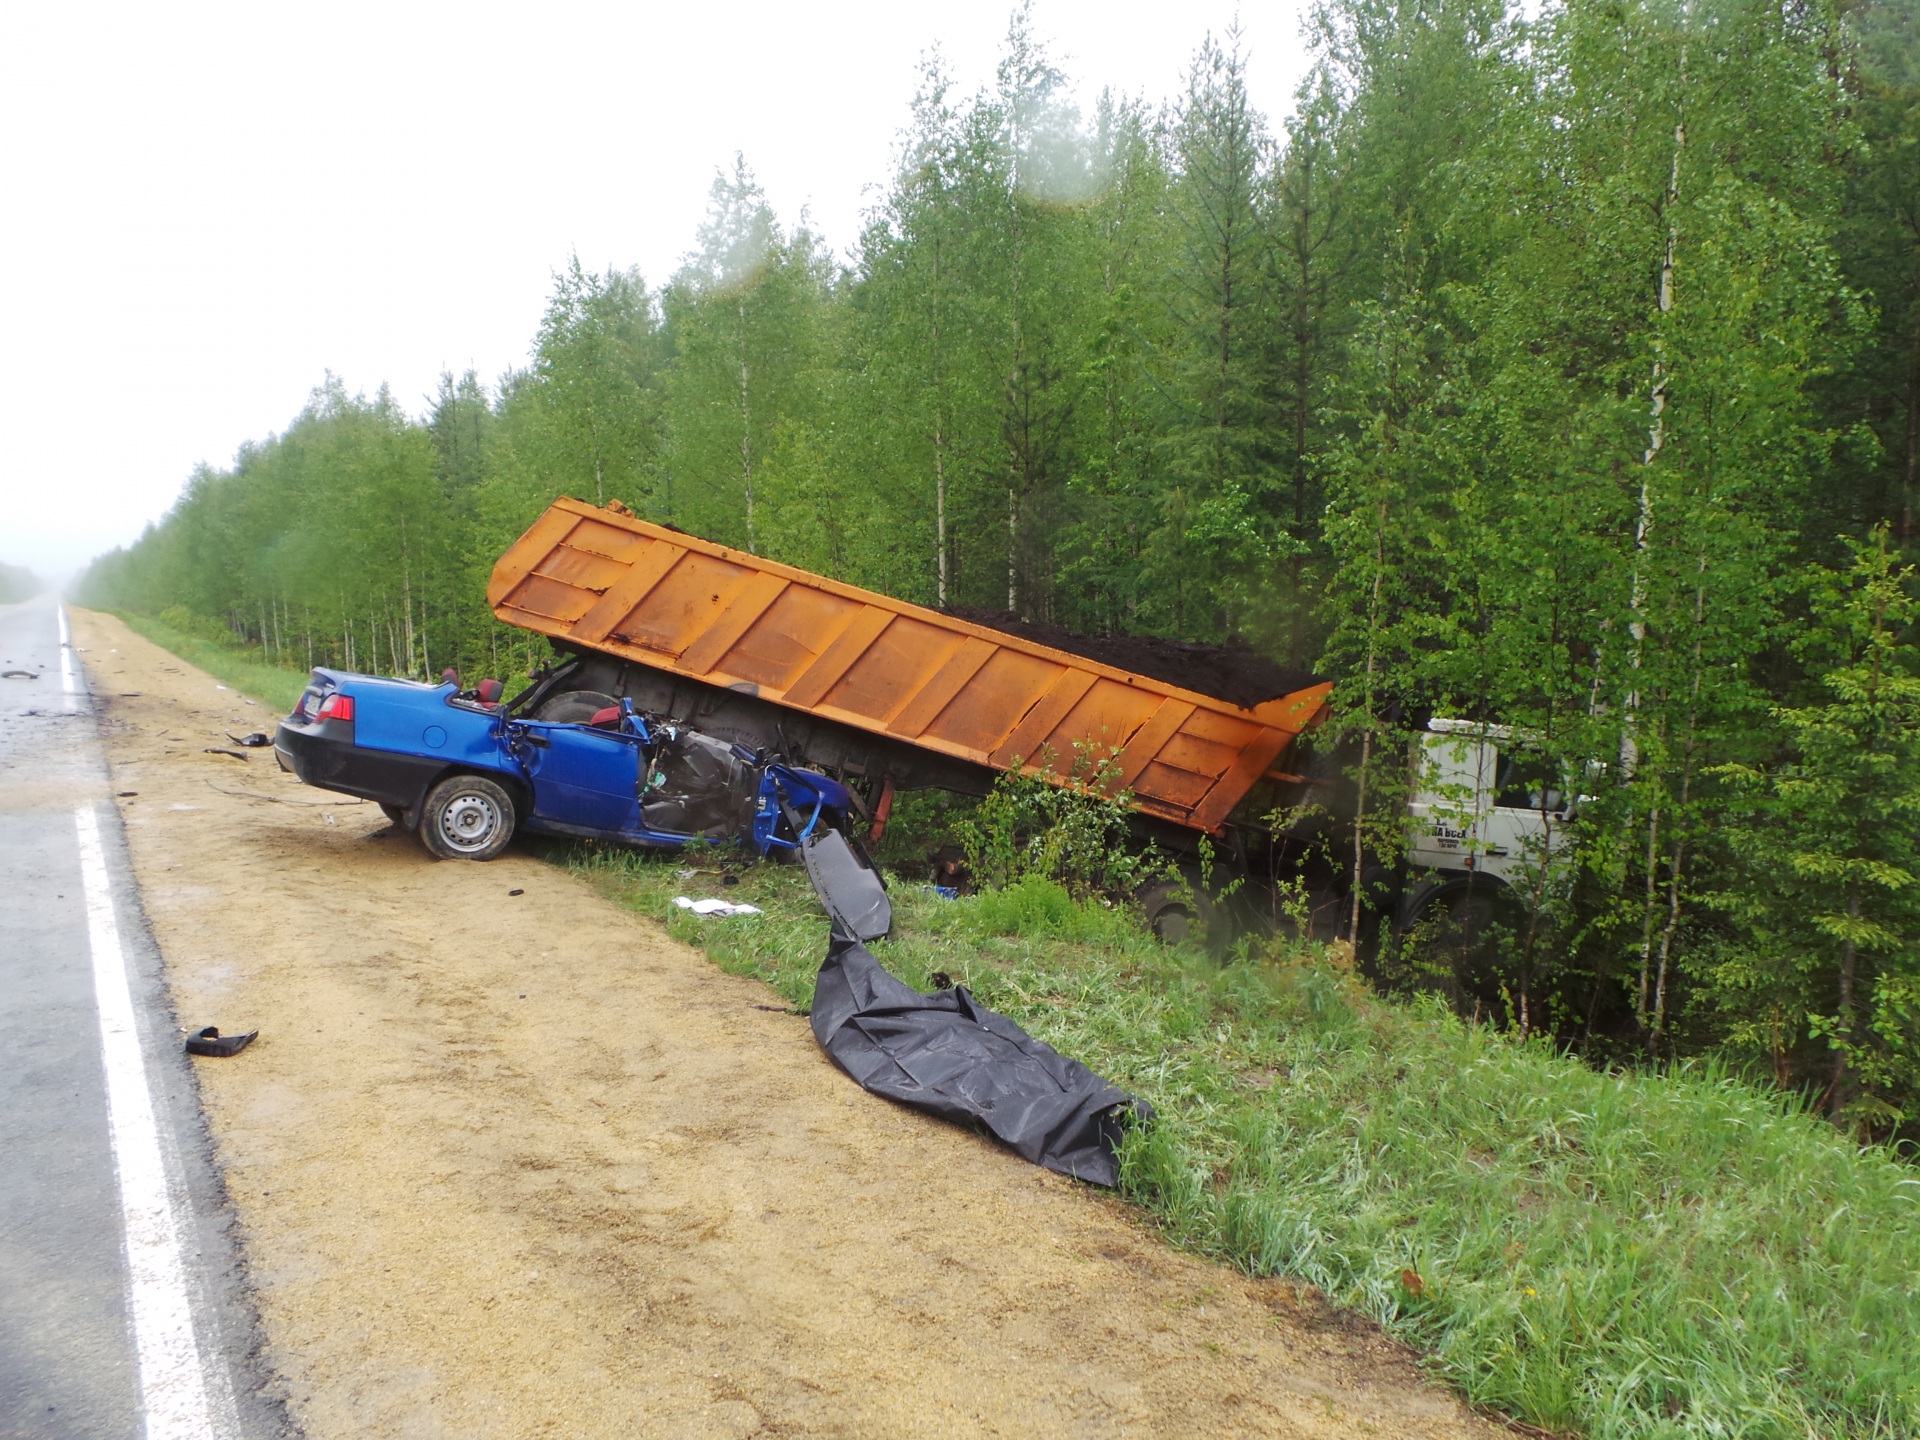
[
  {"x1": 589, "y1": 706, "x2": 622, "y2": 728},
  {"x1": 441, "y1": 668, "x2": 460, "y2": 686},
  {"x1": 476, "y1": 678, "x2": 504, "y2": 705}
]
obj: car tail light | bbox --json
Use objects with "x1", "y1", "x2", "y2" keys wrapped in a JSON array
[{"x1": 318, "y1": 694, "x2": 355, "y2": 722}]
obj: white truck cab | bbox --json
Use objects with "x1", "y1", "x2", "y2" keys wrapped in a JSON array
[{"x1": 1404, "y1": 719, "x2": 1574, "y2": 897}]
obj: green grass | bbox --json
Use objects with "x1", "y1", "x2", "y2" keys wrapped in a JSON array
[
  {"x1": 106, "y1": 610, "x2": 309, "y2": 713},
  {"x1": 579, "y1": 848, "x2": 1920, "y2": 1440},
  {"x1": 115, "y1": 603, "x2": 1920, "y2": 1436}
]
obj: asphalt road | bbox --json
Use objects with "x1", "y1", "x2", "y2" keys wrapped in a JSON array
[{"x1": 0, "y1": 596, "x2": 287, "y2": 1440}]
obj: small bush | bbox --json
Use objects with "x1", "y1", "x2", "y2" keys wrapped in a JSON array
[
  {"x1": 938, "y1": 874, "x2": 1135, "y2": 944},
  {"x1": 958, "y1": 744, "x2": 1163, "y2": 897}
]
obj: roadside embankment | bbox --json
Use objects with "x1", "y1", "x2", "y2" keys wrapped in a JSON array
[
  {"x1": 70, "y1": 605, "x2": 1499, "y2": 1438},
  {"x1": 593, "y1": 859, "x2": 1920, "y2": 1440}
]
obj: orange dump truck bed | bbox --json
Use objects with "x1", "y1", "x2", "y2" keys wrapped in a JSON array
[{"x1": 489, "y1": 498, "x2": 1332, "y2": 834}]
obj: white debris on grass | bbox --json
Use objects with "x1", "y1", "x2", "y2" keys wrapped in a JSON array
[{"x1": 673, "y1": 896, "x2": 763, "y2": 917}]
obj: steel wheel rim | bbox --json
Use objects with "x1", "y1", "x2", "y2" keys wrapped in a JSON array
[{"x1": 438, "y1": 792, "x2": 501, "y2": 853}]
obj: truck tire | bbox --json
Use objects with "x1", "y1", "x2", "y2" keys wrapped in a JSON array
[
  {"x1": 419, "y1": 774, "x2": 517, "y2": 861},
  {"x1": 1139, "y1": 876, "x2": 1205, "y2": 946},
  {"x1": 534, "y1": 690, "x2": 617, "y2": 724},
  {"x1": 1400, "y1": 885, "x2": 1511, "y2": 1012}
]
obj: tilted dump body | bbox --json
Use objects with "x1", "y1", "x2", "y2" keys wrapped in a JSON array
[{"x1": 489, "y1": 498, "x2": 1332, "y2": 834}]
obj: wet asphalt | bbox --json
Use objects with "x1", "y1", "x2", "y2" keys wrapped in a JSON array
[{"x1": 0, "y1": 596, "x2": 289, "y2": 1439}]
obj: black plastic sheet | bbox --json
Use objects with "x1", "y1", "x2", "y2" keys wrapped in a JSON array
[{"x1": 810, "y1": 933, "x2": 1152, "y2": 1186}]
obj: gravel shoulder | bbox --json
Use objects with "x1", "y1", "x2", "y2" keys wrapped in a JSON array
[{"x1": 72, "y1": 607, "x2": 1503, "y2": 1440}]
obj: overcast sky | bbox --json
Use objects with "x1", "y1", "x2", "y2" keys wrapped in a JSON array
[{"x1": 0, "y1": 1, "x2": 1313, "y2": 583}]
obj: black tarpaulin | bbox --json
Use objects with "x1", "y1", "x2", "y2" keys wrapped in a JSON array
[{"x1": 809, "y1": 933, "x2": 1152, "y2": 1187}]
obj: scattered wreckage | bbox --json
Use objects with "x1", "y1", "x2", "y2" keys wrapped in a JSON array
[
  {"x1": 268, "y1": 497, "x2": 1559, "y2": 1182},
  {"x1": 274, "y1": 667, "x2": 893, "y2": 938}
]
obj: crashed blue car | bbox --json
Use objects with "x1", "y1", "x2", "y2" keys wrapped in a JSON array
[{"x1": 274, "y1": 666, "x2": 862, "y2": 863}]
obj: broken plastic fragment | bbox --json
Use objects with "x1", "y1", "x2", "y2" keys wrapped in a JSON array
[
  {"x1": 673, "y1": 895, "x2": 763, "y2": 917},
  {"x1": 185, "y1": 1026, "x2": 256, "y2": 1057}
]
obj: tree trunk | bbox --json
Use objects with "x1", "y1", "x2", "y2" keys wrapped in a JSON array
[
  {"x1": 1007, "y1": 485, "x2": 1018, "y2": 614},
  {"x1": 739, "y1": 301, "x2": 755, "y2": 554},
  {"x1": 1635, "y1": 804, "x2": 1662, "y2": 1032},
  {"x1": 1831, "y1": 893, "x2": 1860, "y2": 1117},
  {"x1": 1348, "y1": 502, "x2": 1388, "y2": 944},
  {"x1": 401, "y1": 515, "x2": 417, "y2": 678},
  {"x1": 933, "y1": 237, "x2": 949, "y2": 606},
  {"x1": 1902, "y1": 258, "x2": 1919, "y2": 544},
  {"x1": 1624, "y1": 117, "x2": 1686, "y2": 777},
  {"x1": 1649, "y1": 575, "x2": 1710, "y2": 1050}
]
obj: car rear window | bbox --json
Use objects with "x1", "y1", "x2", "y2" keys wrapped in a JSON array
[{"x1": 292, "y1": 675, "x2": 333, "y2": 721}]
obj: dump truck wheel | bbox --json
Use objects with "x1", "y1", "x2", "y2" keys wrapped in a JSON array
[
  {"x1": 420, "y1": 774, "x2": 516, "y2": 861},
  {"x1": 534, "y1": 690, "x2": 617, "y2": 724},
  {"x1": 1400, "y1": 886, "x2": 1513, "y2": 1014},
  {"x1": 1139, "y1": 877, "x2": 1204, "y2": 945}
]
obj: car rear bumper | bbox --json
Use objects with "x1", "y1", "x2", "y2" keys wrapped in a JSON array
[{"x1": 275, "y1": 721, "x2": 447, "y2": 812}]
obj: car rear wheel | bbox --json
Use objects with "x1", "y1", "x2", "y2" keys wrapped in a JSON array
[{"x1": 420, "y1": 775, "x2": 516, "y2": 861}]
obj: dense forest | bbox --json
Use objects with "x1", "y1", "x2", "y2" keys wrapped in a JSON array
[{"x1": 81, "y1": 0, "x2": 1920, "y2": 1133}]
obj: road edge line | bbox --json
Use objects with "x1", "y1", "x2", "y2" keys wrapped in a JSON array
[
  {"x1": 75, "y1": 802, "x2": 219, "y2": 1440},
  {"x1": 58, "y1": 601, "x2": 79, "y2": 708}
]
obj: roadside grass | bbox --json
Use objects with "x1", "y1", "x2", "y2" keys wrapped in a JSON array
[
  {"x1": 114, "y1": 611, "x2": 1920, "y2": 1438},
  {"x1": 105, "y1": 610, "x2": 308, "y2": 714},
  {"x1": 578, "y1": 847, "x2": 1920, "y2": 1440}
]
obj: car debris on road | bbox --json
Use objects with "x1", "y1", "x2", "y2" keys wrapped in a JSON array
[{"x1": 184, "y1": 1026, "x2": 257, "y2": 1058}]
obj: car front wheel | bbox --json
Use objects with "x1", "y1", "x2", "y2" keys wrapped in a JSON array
[{"x1": 420, "y1": 774, "x2": 516, "y2": 861}]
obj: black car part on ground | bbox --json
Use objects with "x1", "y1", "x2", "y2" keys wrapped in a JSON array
[
  {"x1": 184, "y1": 1026, "x2": 257, "y2": 1058},
  {"x1": 809, "y1": 933, "x2": 1151, "y2": 1187},
  {"x1": 798, "y1": 827, "x2": 892, "y2": 942},
  {"x1": 778, "y1": 781, "x2": 892, "y2": 942}
]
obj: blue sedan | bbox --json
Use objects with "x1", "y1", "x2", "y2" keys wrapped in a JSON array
[{"x1": 274, "y1": 667, "x2": 860, "y2": 862}]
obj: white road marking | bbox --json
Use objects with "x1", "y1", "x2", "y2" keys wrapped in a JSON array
[
  {"x1": 57, "y1": 602, "x2": 79, "y2": 708},
  {"x1": 75, "y1": 804, "x2": 218, "y2": 1440}
]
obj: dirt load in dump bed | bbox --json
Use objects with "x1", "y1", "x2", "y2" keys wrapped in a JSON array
[{"x1": 943, "y1": 606, "x2": 1321, "y2": 712}]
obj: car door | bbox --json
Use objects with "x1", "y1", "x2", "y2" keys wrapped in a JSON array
[{"x1": 511, "y1": 720, "x2": 642, "y2": 834}]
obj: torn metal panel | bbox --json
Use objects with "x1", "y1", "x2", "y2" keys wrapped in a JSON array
[{"x1": 800, "y1": 828, "x2": 892, "y2": 942}]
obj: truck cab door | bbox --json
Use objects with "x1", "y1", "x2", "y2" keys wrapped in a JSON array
[
  {"x1": 1407, "y1": 730, "x2": 1493, "y2": 872},
  {"x1": 510, "y1": 721, "x2": 642, "y2": 834},
  {"x1": 1483, "y1": 747, "x2": 1569, "y2": 882}
]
